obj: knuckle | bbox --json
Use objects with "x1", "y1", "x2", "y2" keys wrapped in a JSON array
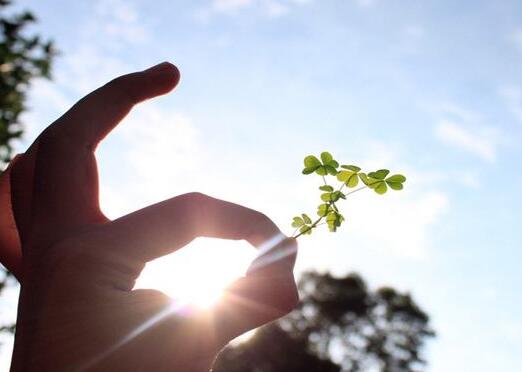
[
  {"x1": 254, "y1": 211, "x2": 272, "y2": 226},
  {"x1": 181, "y1": 191, "x2": 210, "y2": 204},
  {"x1": 176, "y1": 192, "x2": 211, "y2": 231}
]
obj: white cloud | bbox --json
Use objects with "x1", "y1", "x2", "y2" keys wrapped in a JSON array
[
  {"x1": 425, "y1": 101, "x2": 482, "y2": 123},
  {"x1": 427, "y1": 102, "x2": 502, "y2": 162},
  {"x1": 500, "y1": 85, "x2": 522, "y2": 124},
  {"x1": 206, "y1": 0, "x2": 300, "y2": 17},
  {"x1": 99, "y1": 105, "x2": 202, "y2": 218},
  {"x1": 435, "y1": 120, "x2": 498, "y2": 162},
  {"x1": 347, "y1": 188, "x2": 449, "y2": 259},
  {"x1": 349, "y1": 148, "x2": 449, "y2": 259},
  {"x1": 93, "y1": 0, "x2": 148, "y2": 44}
]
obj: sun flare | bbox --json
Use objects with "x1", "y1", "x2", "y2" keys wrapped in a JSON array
[{"x1": 134, "y1": 237, "x2": 257, "y2": 309}]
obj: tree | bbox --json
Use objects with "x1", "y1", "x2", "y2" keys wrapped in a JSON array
[
  {"x1": 0, "y1": 0, "x2": 55, "y2": 335},
  {"x1": 0, "y1": 0, "x2": 55, "y2": 167},
  {"x1": 212, "y1": 323, "x2": 341, "y2": 372},
  {"x1": 214, "y1": 271, "x2": 434, "y2": 372}
]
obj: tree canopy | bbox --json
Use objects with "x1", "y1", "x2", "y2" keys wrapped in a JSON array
[
  {"x1": 0, "y1": 0, "x2": 55, "y2": 167},
  {"x1": 0, "y1": 0, "x2": 55, "y2": 336},
  {"x1": 214, "y1": 271, "x2": 434, "y2": 372}
]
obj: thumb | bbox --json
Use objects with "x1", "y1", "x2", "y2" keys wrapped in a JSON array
[{"x1": 213, "y1": 238, "x2": 299, "y2": 344}]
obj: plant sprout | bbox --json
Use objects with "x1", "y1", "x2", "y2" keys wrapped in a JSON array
[{"x1": 291, "y1": 152, "x2": 406, "y2": 238}]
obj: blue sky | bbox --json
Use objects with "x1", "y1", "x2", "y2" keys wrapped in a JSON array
[{"x1": 1, "y1": 0, "x2": 521, "y2": 370}]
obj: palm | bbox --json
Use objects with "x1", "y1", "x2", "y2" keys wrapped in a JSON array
[{"x1": 0, "y1": 63, "x2": 298, "y2": 372}]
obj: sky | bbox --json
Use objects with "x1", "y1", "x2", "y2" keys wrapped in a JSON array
[{"x1": 1, "y1": 0, "x2": 522, "y2": 370}]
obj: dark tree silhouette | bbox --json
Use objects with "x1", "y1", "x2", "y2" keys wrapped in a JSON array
[
  {"x1": 212, "y1": 323, "x2": 341, "y2": 372},
  {"x1": 0, "y1": 0, "x2": 55, "y2": 335},
  {"x1": 214, "y1": 271, "x2": 434, "y2": 372},
  {"x1": 0, "y1": 0, "x2": 55, "y2": 166}
]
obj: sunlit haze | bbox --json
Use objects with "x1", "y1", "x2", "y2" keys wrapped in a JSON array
[
  {"x1": 135, "y1": 238, "x2": 257, "y2": 309},
  {"x1": 1, "y1": 0, "x2": 521, "y2": 371}
]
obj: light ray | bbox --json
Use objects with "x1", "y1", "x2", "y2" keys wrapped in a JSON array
[{"x1": 75, "y1": 301, "x2": 189, "y2": 372}]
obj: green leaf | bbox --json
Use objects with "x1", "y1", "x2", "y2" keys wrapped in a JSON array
[
  {"x1": 385, "y1": 174, "x2": 406, "y2": 183},
  {"x1": 320, "y1": 152, "x2": 333, "y2": 164},
  {"x1": 359, "y1": 173, "x2": 370, "y2": 185},
  {"x1": 326, "y1": 211, "x2": 345, "y2": 232},
  {"x1": 319, "y1": 185, "x2": 334, "y2": 192},
  {"x1": 387, "y1": 182, "x2": 404, "y2": 190},
  {"x1": 304, "y1": 155, "x2": 321, "y2": 168},
  {"x1": 341, "y1": 165, "x2": 361, "y2": 172},
  {"x1": 368, "y1": 169, "x2": 390, "y2": 180},
  {"x1": 374, "y1": 182, "x2": 388, "y2": 194},
  {"x1": 321, "y1": 192, "x2": 332, "y2": 202},
  {"x1": 326, "y1": 160, "x2": 339, "y2": 168},
  {"x1": 325, "y1": 165, "x2": 338, "y2": 176},
  {"x1": 337, "y1": 170, "x2": 352, "y2": 182},
  {"x1": 347, "y1": 173, "x2": 359, "y2": 188},
  {"x1": 302, "y1": 166, "x2": 319, "y2": 175},
  {"x1": 317, "y1": 203, "x2": 329, "y2": 217},
  {"x1": 330, "y1": 191, "x2": 345, "y2": 202},
  {"x1": 302, "y1": 213, "x2": 312, "y2": 224},
  {"x1": 291, "y1": 216, "x2": 304, "y2": 228},
  {"x1": 315, "y1": 166, "x2": 328, "y2": 176},
  {"x1": 300, "y1": 225, "x2": 312, "y2": 235},
  {"x1": 360, "y1": 173, "x2": 379, "y2": 188}
]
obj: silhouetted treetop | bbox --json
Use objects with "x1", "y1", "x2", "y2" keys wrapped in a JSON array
[{"x1": 215, "y1": 271, "x2": 434, "y2": 372}]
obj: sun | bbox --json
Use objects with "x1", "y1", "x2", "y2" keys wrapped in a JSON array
[{"x1": 134, "y1": 237, "x2": 257, "y2": 309}]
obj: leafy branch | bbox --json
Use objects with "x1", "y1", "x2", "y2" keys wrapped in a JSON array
[{"x1": 291, "y1": 152, "x2": 406, "y2": 238}]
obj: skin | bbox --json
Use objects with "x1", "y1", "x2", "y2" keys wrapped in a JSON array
[{"x1": 0, "y1": 62, "x2": 299, "y2": 372}]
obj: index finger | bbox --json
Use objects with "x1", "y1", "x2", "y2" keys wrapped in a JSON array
[
  {"x1": 28, "y1": 63, "x2": 180, "y2": 244},
  {"x1": 52, "y1": 61, "x2": 180, "y2": 148},
  {"x1": 87, "y1": 192, "x2": 285, "y2": 263}
]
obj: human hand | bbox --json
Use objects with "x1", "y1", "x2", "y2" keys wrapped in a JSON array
[{"x1": 0, "y1": 62, "x2": 298, "y2": 372}]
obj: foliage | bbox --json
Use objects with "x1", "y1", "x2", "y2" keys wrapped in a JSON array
[
  {"x1": 212, "y1": 324, "x2": 341, "y2": 372},
  {"x1": 214, "y1": 271, "x2": 434, "y2": 372},
  {"x1": 292, "y1": 152, "x2": 406, "y2": 238},
  {"x1": 0, "y1": 0, "x2": 56, "y2": 167},
  {"x1": 0, "y1": 0, "x2": 55, "y2": 335}
]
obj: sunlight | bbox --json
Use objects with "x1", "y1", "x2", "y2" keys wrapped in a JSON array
[{"x1": 135, "y1": 237, "x2": 258, "y2": 309}]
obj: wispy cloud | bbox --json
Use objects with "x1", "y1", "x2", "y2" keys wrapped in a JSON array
[
  {"x1": 93, "y1": 0, "x2": 149, "y2": 44},
  {"x1": 435, "y1": 120, "x2": 498, "y2": 162},
  {"x1": 425, "y1": 101, "x2": 482, "y2": 123},
  {"x1": 204, "y1": 0, "x2": 303, "y2": 18},
  {"x1": 100, "y1": 105, "x2": 202, "y2": 218},
  {"x1": 427, "y1": 102, "x2": 501, "y2": 162}
]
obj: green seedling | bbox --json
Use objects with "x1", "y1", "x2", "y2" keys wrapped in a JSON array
[{"x1": 292, "y1": 151, "x2": 406, "y2": 238}]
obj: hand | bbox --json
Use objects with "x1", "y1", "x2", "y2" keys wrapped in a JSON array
[{"x1": 0, "y1": 62, "x2": 299, "y2": 372}]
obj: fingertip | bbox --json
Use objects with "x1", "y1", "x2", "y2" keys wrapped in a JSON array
[{"x1": 144, "y1": 61, "x2": 181, "y2": 93}]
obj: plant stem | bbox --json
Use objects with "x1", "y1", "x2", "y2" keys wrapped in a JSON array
[
  {"x1": 344, "y1": 184, "x2": 368, "y2": 196},
  {"x1": 292, "y1": 181, "x2": 381, "y2": 239},
  {"x1": 293, "y1": 215, "x2": 325, "y2": 239}
]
